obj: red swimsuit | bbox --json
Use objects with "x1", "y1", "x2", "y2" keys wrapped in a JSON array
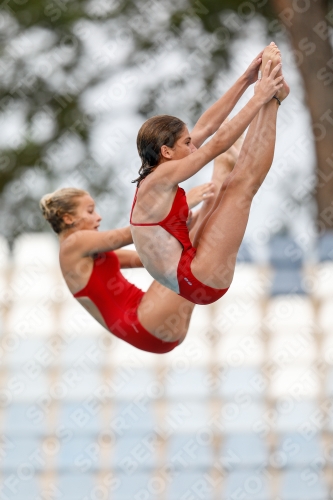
[
  {"x1": 130, "y1": 186, "x2": 229, "y2": 305},
  {"x1": 74, "y1": 251, "x2": 179, "y2": 354}
]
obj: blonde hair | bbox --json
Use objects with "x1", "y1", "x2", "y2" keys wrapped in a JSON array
[{"x1": 40, "y1": 187, "x2": 89, "y2": 234}]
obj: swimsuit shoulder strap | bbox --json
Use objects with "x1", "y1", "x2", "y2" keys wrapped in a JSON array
[
  {"x1": 129, "y1": 187, "x2": 139, "y2": 225},
  {"x1": 163, "y1": 186, "x2": 185, "y2": 221},
  {"x1": 130, "y1": 184, "x2": 185, "y2": 227},
  {"x1": 130, "y1": 184, "x2": 162, "y2": 227}
]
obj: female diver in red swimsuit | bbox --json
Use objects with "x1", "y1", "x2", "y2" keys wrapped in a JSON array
[
  {"x1": 130, "y1": 43, "x2": 290, "y2": 305},
  {"x1": 39, "y1": 179, "x2": 222, "y2": 353}
]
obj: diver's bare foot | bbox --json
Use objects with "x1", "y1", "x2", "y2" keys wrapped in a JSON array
[
  {"x1": 260, "y1": 41, "x2": 289, "y2": 103},
  {"x1": 260, "y1": 42, "x2": 281, "y2": 78}
]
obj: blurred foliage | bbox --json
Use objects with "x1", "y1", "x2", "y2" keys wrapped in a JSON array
[{"x1": 0, "y1": 0, "x2": 332, "y2": 241}]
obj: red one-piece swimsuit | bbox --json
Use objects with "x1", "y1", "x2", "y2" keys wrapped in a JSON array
[
  {"x1": 130, "y1": 186, "x2": 229, "y2": 305},
  {"x1": 73, "y1": 251, "x2": 179, "y2": 354}
]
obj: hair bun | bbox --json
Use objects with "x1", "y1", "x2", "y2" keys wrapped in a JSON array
[
  {"x1": 39, "y1": 194, "x2": 53, "y2": 218},
  {"x1": 39, "y1": 188, "x2": 88, "y2": 234}
]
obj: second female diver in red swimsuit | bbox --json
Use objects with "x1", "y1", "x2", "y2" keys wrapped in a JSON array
[{"x1": 39, "y1": 181, "x2": 216, "y2": 353}]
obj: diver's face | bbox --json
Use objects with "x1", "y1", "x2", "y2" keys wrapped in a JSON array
[
  {"x1": 71, "y1": 195, "x2": 102, "y2": 231},
  {"x1": 162, "y1": 127, "x2": 197, "y2": 161}
]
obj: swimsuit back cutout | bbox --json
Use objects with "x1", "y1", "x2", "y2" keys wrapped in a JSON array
[
  {"x1": 130, "y1": 186, "x2": 192, "y2": 252},
  {"x1": 73, "y1": 251, "x2": 179, "y2": 353}
]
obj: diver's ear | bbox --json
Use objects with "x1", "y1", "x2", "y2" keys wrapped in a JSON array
[
  {"x1": 62, "y1": 213, "x2": 76, "y2": 226},
  {"x1": 160, "y1": 145, "x2": 173, "y2": 160}
]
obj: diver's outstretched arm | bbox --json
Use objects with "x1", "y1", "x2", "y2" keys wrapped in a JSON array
[
  {"x1": 62, "y1": 226, "x2": 133, "y2": 258},
  {"x1": 153, "y1": 61, "x2": 283, "y2": 188}
]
